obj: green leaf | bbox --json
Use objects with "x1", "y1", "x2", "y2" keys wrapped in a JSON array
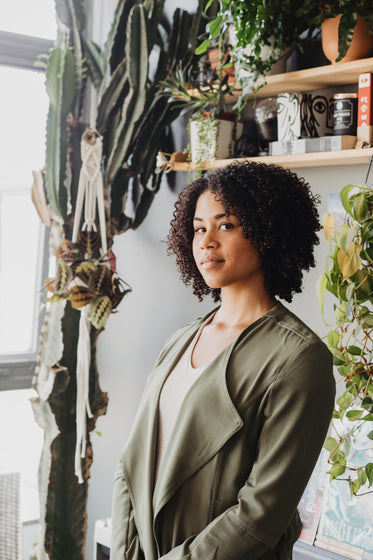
[
  {"x1": 339, "y1": 184, "x2": 354, "y2": 215},
  {"x1": 362, "y1": 313, "x2": 373, "y2": 328},
  {"x1": 353, "y1": 192, "x2": 369, "y2": 222},
  {"x1": 350, "y1": 478, "x2": 361, "y2": 496},
  {"x1": 346, "y1": 282, "x2": 355, "y2": 301},
  {"x1": 195, "y1": 38, "x2": 211, "y2": 55},
  {"x1": 324, "y1": 436, "x2": 338, "y2": 452},
  {"x1": 368, "y1": 430, "x2": 373, "y2": 441},
  {"x1": 362, "y1": 397, "x2": 373, "y2": 413},
  {"x1": 358, "y1": 468, "x2": 367, "y2": 486},
  {"x1": 337, "y1": 224, "x2": 359, "y2": 255},
  {"x1": 336, "y1": 391, "x2": 354, "y2": 410},
  {"x1": 107, "y1": 4, "x2": 149, "y2": 184},
  {"x1": 333, "y1": 350, "x2": 346, "y2": 366},
  {"x1": 361, "y1": 246, "x2": 373, "y2": 263},
  {"x1": 205, "y1": 0, "x2": 216, "y2": 10},
  {"x1": 44, "y1": 47, "x2": 76, "y2": 219},
  {"x1": 347, "y1": 345, "x2": 362, "y2": 356},
  {"x1": 208, "y1": 15, "x2": 223, "y2": 38},
  {"x1": 346, "y1": 409, "x2": 363, "y2": 421},
  {"x1": 343, "y1": 437, "x2": 351, "y2": 457},
  {"x1": 327, "y1": 330, "x2": 339, "y2": 348},
  {"x1": 366, "y1": 463, "x2": 373, "y2": 486},
  {"x1": 335, "y1": 302, "x2": 346, "y2": 320},
  {"x1": 328, "y1": 463, "x2": 346, "y2": 477},
  {"x1": 316, "y1": 273, "x2": 327, "y2": 323}
]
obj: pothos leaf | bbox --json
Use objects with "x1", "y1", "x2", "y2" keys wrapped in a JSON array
[
  {"x1": 339, "y1": 184, "x2": 355, "y2": 216},
  {"x1": 337, "y1": 243, "x2": 362, "y2": 280},
  {"x1": 366, "y1": 463, "x2": 373, "y2": 487},
  {"x1": 316, "y1": 273, "x2": 327, "y2": 323},
  {"x1": 322, "y1": 212, "x2": 335, "y2": 243},
  {"x1": 327, "y1": 329, "x2": 339, "y2": 348},
  {"x1": 324, "y1": 436, "x2": 338, "y2": 452}
]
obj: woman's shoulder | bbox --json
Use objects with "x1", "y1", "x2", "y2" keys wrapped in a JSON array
[
  {"x1": 234, "y1": 301, "x2": 332, "y2": 374},
  {"x1": 266, "y1": 301, "x2": 327, "y2": 347},
  {"x1": 263, "y1": 302, "x2": 333, "y2": 376}
]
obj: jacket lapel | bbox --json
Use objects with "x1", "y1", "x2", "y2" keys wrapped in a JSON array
[{"x1": 152, "y1": 338, "x2": 243, "y2": 519}]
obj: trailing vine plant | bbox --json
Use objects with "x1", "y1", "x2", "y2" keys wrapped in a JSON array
[{"x1": 318, "y1": 159, "x2": 373, "y2": 497}]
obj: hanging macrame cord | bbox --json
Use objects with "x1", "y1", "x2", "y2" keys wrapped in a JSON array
[{"x1": 72, "y1": 129, "x2": 107, "y2": 483}]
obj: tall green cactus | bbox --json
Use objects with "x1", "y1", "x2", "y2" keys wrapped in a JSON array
[
  {"x1": 32, "y1": 1, "x2": 205, "y2": 558},
  {"x1": 44, "y1": 47, "x2": 76, "y2": 219},
  {"x1": 107, "y1": 4, "x2": 148, "y2": 184}
]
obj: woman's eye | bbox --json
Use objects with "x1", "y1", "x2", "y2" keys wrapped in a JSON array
[
  {"x1": 220, "y1": 223, "x2": 233, "y2": 230},
  {"x1": 194, "y1": 227, "x2": 205, "y2": 234}
]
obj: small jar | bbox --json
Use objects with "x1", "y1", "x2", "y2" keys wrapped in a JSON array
[{"x1": 333, "y1": 93, "x2": 358, "y2": 135}]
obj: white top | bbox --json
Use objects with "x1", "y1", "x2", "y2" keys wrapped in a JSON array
[{"x1": 154, "y1": 316, "x2": 213, "y2": 482}]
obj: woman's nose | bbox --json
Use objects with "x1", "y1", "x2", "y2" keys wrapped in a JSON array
[{"x1": 200, "y1": 231, "x2": 217, "y2": 249}]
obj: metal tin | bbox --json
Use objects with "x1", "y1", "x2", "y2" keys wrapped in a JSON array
[{"x1": 333, "y1": 93, "x2": 358, "y2": 135}]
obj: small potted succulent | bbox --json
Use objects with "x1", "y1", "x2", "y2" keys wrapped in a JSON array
[{"x1": 159, "y1": 61, "x2": 242, "y2": 174}]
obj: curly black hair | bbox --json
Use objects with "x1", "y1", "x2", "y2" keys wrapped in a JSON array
[{"x1": 167, "y1": 161, "x2": 321, "y2": 303}]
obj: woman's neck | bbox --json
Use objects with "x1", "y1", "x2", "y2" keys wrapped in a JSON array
[{"x1": 215, "y1": 287, "x2": 277, "y2": 329}]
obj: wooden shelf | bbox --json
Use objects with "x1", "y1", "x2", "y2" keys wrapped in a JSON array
[
  {"x1": 179, "y1": 59, "x2": 373, "y2": 172},
  {"x1": 170, "y1": 148, "x2": 373, "y2": 172},
  {"x1": 190, "y1": 57, "x2": 373, "y2": 102}
]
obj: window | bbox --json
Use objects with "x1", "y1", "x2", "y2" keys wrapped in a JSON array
[
  {"x1": 0, "y1": 2, "x2": 55, "y2": 535},
  {"x1": 0, "y1": 21, "x2": 53, "y2": 390}
]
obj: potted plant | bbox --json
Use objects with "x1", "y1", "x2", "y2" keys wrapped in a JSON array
[
  {"x1": 159, "y1": 63, "x2": 243, "y2": 175},
  {"x1": 195, "y1": 0, "x2": 323, "y2": 111},
  {"x1": 298, "y1": 0, "x2": 373, "y2": 63},
  {"x1": 317, "y1": 161, "x2": 373, "y2": 496}
]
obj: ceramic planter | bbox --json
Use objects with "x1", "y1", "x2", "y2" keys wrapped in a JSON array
[
  {"x1": 189, "y1": 115, "x2": 243, "y2": 163},
  {"x1": 321, "y1": 14, "x2": 373, "y2": 63}
]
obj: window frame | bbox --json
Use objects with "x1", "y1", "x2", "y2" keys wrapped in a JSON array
[{"x1": 0, "y1": 29, "x2": 53, "y2": 390}]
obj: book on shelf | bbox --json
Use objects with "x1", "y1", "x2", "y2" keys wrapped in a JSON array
[
  {"x1": 358, "y1": 73, "x2": 373, "y2": 144},
  {"x1": 269, "y1": 135, "x2": 357, "y2": 156},
  {"x1": 314, "y1": 535, "x2": 364, "y2": 560}
]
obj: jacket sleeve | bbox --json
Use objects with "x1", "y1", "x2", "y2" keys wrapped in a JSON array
[
  {"x1": 160, "y1": 341, "x2": 335, "y2": 560},
  {"x1": 110, "y1": 460, "x2": 143, "y2": 560}
]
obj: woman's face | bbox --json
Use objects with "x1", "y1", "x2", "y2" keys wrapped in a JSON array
[{"x1": 192, "y1": 190, "x2": 265, "y2": 293}]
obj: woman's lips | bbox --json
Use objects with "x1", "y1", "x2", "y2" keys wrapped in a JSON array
[{"x1": 201, "y1": 258, "x2": 224, "y2": 269}]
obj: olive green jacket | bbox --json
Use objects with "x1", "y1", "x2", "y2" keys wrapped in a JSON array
[{"x1": 110, "y1": 302, "x2": 335, "y2": 560}]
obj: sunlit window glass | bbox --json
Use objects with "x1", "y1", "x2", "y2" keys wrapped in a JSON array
[
  {"x1": 0, "y1": 66, "x2": 48, "y2": 355},
  {"x1": 0, "y1": 1, "x2": 56, "y2": 39}
]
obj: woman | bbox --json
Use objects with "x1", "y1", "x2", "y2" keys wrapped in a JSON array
[{"x1": 110, "y1": 162, "x2": 335, "y2": 560}]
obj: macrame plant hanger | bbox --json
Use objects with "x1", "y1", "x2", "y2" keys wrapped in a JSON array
[{"x1": 72, "y1": 128, "x2": 107, "y2": 483}]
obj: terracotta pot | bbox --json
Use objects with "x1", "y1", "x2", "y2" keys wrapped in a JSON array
[
  {"x1": 321, "y1": 13, "x2": 373, "y2": 63},
  {"x1": 207, "y1": 48, "x2": 235, "y2": 83}
]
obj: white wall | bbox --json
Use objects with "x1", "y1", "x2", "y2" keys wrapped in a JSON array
[{"x1": 85, "y1": 3, "x2": 371, "y2": 558}]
